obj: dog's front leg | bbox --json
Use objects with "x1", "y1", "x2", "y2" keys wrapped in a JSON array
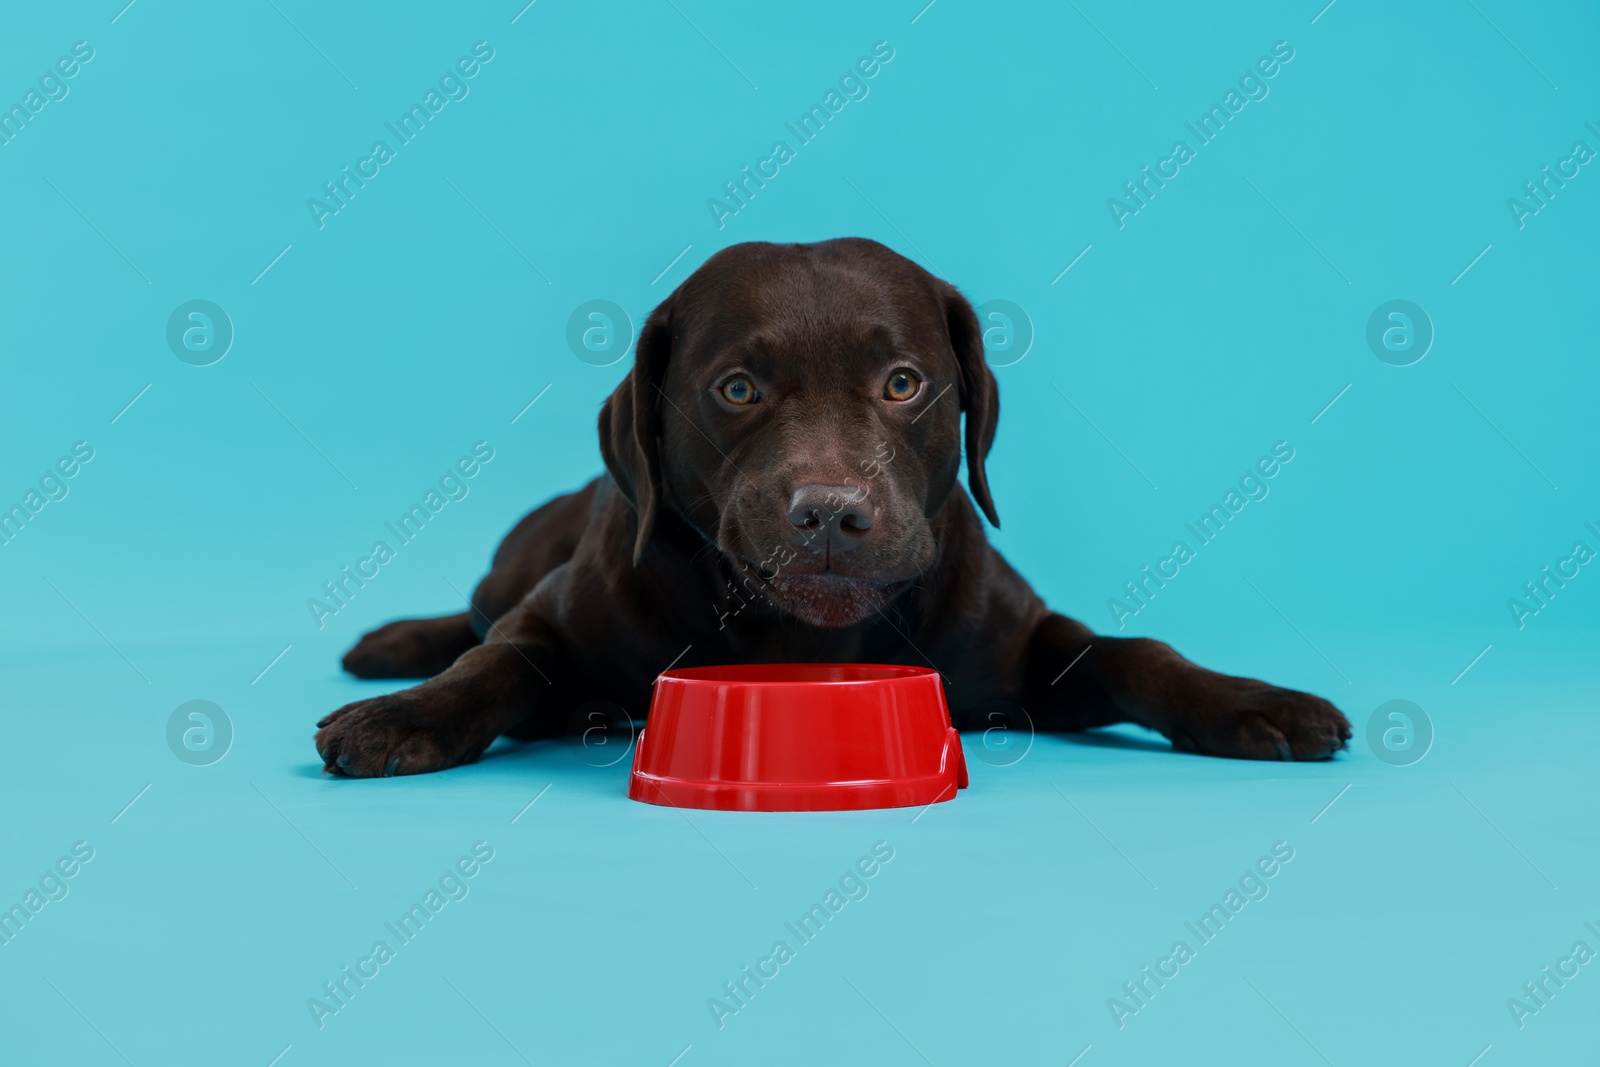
[
  {"x1": 314, "y1": 609, "x2": 557, "y2": 777},
  {"x1": 1020, "y1": 613, "x2": 1351, "y2": 761}
]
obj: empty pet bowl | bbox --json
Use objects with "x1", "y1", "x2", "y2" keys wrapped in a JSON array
[{"x1": 627, "y1": 663, "x2": 968, "y2": 812}]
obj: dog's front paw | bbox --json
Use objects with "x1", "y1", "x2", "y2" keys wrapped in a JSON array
[
  {"x1": 1168, "y1": 680, "x2": 1351, "y2": 762},
  {"x1": 314, "y1": 693, "x2": 482, "y2": 777}
]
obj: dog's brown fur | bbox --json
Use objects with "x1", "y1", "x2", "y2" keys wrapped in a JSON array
[{"x1": 316, "y1": 239, "x2": 1350, "y2": 777}]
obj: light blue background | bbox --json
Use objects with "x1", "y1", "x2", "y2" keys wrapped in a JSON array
[{"x1": 2, "y1": 1, "x2": 1596, "y2": 1063}]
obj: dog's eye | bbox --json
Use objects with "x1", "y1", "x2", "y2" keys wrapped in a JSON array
[
  {"x1": 719, "y1": 376, "x2": 758, "y2": 405},
  {"x1": 884, "y1": 370, "x2": 922, "y2": 402}
]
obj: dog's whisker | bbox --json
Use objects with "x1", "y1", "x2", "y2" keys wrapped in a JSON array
[{"x1": 652, "y1": 384, "x2": 760, "y2": 492}]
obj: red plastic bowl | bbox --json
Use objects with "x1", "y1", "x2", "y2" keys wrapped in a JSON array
[{"x1": 627, "y1": 663, "x2": 967, "y2": 812}]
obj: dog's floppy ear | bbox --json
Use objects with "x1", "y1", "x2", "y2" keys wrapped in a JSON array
[
  {"x1": 940, "y1": 282, "x2": 1001, "y2": 527},
  {"x1": 598, "y1": 301, "x2": 673, "y2": 563}
]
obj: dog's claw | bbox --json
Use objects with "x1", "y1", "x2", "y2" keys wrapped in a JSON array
[{"x1": 383, "y1": 756, "x2": 401, "y2": 777}]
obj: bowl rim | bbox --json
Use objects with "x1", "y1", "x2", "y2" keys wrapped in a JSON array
[{"x1": 658, "y1": 663, "x2": 938, "y2": 685}]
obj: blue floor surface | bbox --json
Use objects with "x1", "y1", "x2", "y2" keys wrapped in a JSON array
[{"x1": 2, "y1": 632, "x2": 1595, "y2": 1064}]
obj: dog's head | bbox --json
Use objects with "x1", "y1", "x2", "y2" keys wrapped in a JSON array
[{"x1": 599, "y1": 238, "x2": 998, "y2": 628}]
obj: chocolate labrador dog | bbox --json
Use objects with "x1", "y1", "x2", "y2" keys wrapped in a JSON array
[{"x1": 315, "y1": 238, "x2": 1350, "y2": 777}]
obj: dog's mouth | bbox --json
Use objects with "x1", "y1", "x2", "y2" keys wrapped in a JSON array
[
  {"x1": 765, "y1": 572, "x2": 896, "y2": 628},
  {"x1": 731, "y1": 559, "x2": 898, "y2": 629}
]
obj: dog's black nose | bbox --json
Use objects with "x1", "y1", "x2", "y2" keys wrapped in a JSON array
[{"x1": 787, "y1": 484, "x2": 873, "y2": 542}]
